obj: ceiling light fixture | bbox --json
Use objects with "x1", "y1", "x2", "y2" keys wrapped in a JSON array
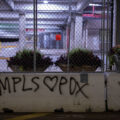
[
  {"x1": 43, "y1": 1, "x2": 48, "y2": 4},
  {"x1": 89, "y1": 3, "x2": 102, "y2": 6}
]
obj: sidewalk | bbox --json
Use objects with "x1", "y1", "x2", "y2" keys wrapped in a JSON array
[{"x1": 0, "y1": 112, "x2": 120, "y2": 120}]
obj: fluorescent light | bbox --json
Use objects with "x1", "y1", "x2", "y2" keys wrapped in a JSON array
[
  {"x1": 43, "y1": 1, "x2": 48, "y2": 4},
  {"x1": 89, "y1": 3, "x2": 102, "y2": 6}
]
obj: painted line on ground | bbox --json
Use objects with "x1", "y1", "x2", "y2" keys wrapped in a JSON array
[
  {"x1": 0, "y1": 45, "x2": 17, "y2": 48},
  {"x1": 0, "y1": 57, "x2": 10, "y2": 60},
  {"x1": 6, "y1": 113, "x2": 50, "y2": 120},
  {"x1": 0, "y1": 41, "x2": 17, "y2": 52}
]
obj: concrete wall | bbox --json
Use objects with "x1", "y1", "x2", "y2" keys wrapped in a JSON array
[
  {"x1": 0, "y1": 73, "x2": 105, "y2": 112},
  {"x1": 107, "y1": 73, "x2": 120, "y2": 111}
]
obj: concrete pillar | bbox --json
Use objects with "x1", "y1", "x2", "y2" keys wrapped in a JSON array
[
  {"x1": 74, "y1": 16, "x2": 83, "y2": 48},
  {"x1": 50, "y1": 33, "x2": 54, "y2": 49},
  {"x1": 82, "y1": 21, "x2": 88, "y2": 49},
  {"x1": 19, "y1": 12, "x2": 26, "y2": 50},
  {"x1": 63, "y1": 30, "x2": 66, "y2": 49},
  {"x1": 83, "y1": 28, "x2": 88, "y2": 49},
  {"x1": 47, "y1": 33, "x2": 50, "y2": 49},
  {"x1": 44, "y1": 33, "x2": 50, "y2": 49},
  {"x1": 66, "y1": 27, "x2": 69, "y2": 50},
  {"x1": 86, "y1": 29, "x2": 89, "y2": 49},
  {"x1": 113, "y1": 0, "x2": 120, "y2": 45},
  {"x1": 70, "y1": 19, "x2": 75, "y2": 50},
  {"x1": 39, "y1": 33, "x2": 44, "y2": 49}
]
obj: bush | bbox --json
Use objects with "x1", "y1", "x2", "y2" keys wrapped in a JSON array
[
  {"x1": 7, "y1": 49, "x2": 53, "y2": 70},
  {"x1": 109, "y1": 45, "x2": 120, "y2": 67},
  {"x1": 55, "y1": 48, "x2": 101, "y2": 68}
]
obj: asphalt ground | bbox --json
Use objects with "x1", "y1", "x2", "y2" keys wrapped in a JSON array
[{"x1": 0, "y1": 112, "x2": 120, "y2": 120}]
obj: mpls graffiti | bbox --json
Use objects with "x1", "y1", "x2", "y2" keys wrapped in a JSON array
[{"x1": 0, "y1": 75, "x2": 88, "y2": 99}]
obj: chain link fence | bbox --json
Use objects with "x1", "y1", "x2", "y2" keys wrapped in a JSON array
[{"x1": 0, "y1": 0, "x2": 113, "y2": 73}]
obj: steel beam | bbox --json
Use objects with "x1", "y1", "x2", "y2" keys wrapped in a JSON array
[
  {"x1": 77, "y1": 0, "x2": 90, "y2": 11},
  {"x1": 0, "y1": 17, "x2": 66, "y2": 21},
  {"x1": 4, "y1": 0, "x2": 14, "y2": 10},
  {"x1": 14, "y1": 0, "x2": 77, "y2": 4},
  {"x1": 0, "y1": 20, "x2": 65, "y2": 26}
]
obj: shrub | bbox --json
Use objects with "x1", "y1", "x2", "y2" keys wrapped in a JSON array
[
  {"x1": 109, "y1": 45, "x2": 120, "y2": 68},
  {"x1": 55, "y1": 48, "x2": 101, "y2": 68},
  {"x1": 7, "y1": 49, "x2": 53, "y2": 70}
]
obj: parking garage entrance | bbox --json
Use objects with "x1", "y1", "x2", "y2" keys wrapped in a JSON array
[{"x1": 0, "y1": 0, "x2": 113, "y2": 72}]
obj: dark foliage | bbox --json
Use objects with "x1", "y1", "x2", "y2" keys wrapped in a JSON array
[
  {"x1": 7, "y1": 49, "x2": 53, "y2": 70},
  {"x1": 109, "y1": 45, "x2": 120, "y2": 56},
  {"x1": 55, "y1": 48, "x2": 101, "y2": 67},
  {"x1": 109, "y1": 45, "x2": 120, "y2": 67}
]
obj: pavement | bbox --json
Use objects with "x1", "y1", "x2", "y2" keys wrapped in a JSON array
[{"x1": 0, "y1": 112, "x2": 120, "y2": 120}]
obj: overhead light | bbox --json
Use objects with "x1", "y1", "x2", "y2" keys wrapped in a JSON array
[
  {"x1": 89, "y1": 3, "x2": 102, "y2": 6},
  {"x1": 43, "y1": 1, "x2": 48, "y2": 4}
]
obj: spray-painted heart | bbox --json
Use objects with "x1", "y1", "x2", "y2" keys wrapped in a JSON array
[{"x1": 43, "y1": 76, "x2": 58, "y2": 92}]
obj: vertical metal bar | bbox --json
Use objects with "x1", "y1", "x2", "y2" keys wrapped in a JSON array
[
  {"x1": 33, "y1": 0, "x2": 37, "y2": 72},
  {"x1": 110, "y1": 0, "x2": 113, "y2": 48},
  {"x1": 103, "y1": 0, "x2": 106, "y2": 72},
  {"x1": 101, "y1": 0, "x2": 106, "y2": 72},
  {"x1": 67, "y1": 27, "x2": 70, "y2": 72},
  {"x1": 67, "y1": 0, "x2": 72, "y2": 73},
  {"x1": 113, "y1": 0, "x2": 117, "y2": 46},
  {"x1": 101, "y1": 0, "x2": 103, "y2": 72},
  {"x1": 106, "y1": 0, "x2": 110, "y2": 71}
]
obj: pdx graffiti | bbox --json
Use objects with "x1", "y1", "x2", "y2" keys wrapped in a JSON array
[{"x1": 0, "y1": 75, "x2": 88, "y2": 98}]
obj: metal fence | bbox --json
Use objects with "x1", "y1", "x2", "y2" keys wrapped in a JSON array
[{"x1": 0, "y1": 0, "x2": 113, "y2": 73}]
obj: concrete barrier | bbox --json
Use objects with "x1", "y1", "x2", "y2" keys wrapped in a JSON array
[
  {"x1": 0, "y1": 73, "x2": 105, "y2": 112},
  {"x1": 107, "y1": 72, "x2": 120, "y2": 111}
]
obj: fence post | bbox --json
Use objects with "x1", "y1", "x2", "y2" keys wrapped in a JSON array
[{"x1": 33, "y1": 0, "x2": 37, "y2": 72}]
